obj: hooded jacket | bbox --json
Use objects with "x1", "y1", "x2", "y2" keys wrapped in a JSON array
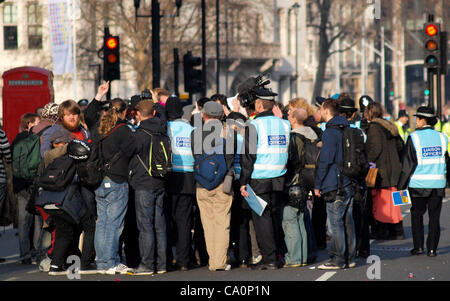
[
  {"x1": 366, "y1": 118, "x2": 404, "y2": 188},
  {"x1": 314, "y1": 115, "x2": 353, "y2": 195},
  {"x1": 129, "y1": 117, "x2": 167, "y2": 190}
]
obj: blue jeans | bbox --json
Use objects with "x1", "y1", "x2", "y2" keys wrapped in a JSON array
[
  {"x1": 135, "y1": 189, "x2": 167, "y2": 271},
  {"x1": 17, "y1": 189, "x2": 45, "y2": 261},
  {"x1": 326, "y1": 186, "x2": 356, "y2": 266},
  {"x1": 282, "y1": 205, "x2": 308, "y2": 265},
  {"x1": 94, "y1": 178, "x2": 129, "y2": 270}
]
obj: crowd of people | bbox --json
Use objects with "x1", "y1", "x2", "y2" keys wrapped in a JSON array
[{"x1": 0, "y1": 75, "x2": 447, "y2": 276}]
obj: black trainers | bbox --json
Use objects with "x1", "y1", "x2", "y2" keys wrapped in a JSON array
[
  {"x1": 318, "y1": 261, "x2": 345, "y2": 270},
  {"x1": 128, "y1": 264, "x2": 154, "y2": 276},
  {"x1": 410, "y1": 248, "x2": 424, "y2": 256},
  {"x1": 250, "y1": 262, "x2": 278, "y2": 270},
  {"x1": 21, "y1": 258, "x2": 32, "y2": 265},
  {"x1": 48, "y1": 265, "x2": 67, "y2": 276},
  {"x1": 0, "y1": 258, "x2": 5, "y2": 263},
  {"x1": 79, "y1": 264, "x2": 98, "y2": 275},
  {"x1": 427, "y1": 250, "x2": 437, "y2": 257}
]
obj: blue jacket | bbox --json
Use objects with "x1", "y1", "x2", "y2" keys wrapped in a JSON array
[{"x1": 314, "y1": 115, "x2": 353, "y2": 194}]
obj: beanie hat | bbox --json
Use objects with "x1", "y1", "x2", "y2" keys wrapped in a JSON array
[
  {"x1": 166, "y1": 95, "x2": 183, "y2": 120},
  {"x1": 42, "y1": 103, "x2": 60, "y2": 123}
]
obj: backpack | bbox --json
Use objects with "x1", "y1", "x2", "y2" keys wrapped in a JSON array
[
  {"x1": 12, "y1": 126, "x2": 51, "y2": 180},
  {"x1": 76, "y1": 123, "x2": 126, "y2": 187},
  {"x1": 193, "y1": 142, "x2": 227, "y2": 190},
  {"x1": 327, "y1": 124, "x2": 369, "y2": 180},
  {"x1": 293, "y1": 133, "x2": 322, "y2": 191},
  {"x1": 137, "y1": 128, "x2": 172, "y2": 178},
  {"x1": 37, "y1": 154, "x2": 77, "y2": 192}
]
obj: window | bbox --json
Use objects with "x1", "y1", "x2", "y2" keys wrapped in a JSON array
[
  {"x1": 3, "y1": 3, "x2": 18, "y2": 50},
  {"x1": 4, "y1": 26, "x2": 17, "y2": 49},
  {"x1": 3, "y1": 3, "x2": 17, "y2": 24},
  {"x1": 28, "y1": 3, "x2": 43, "y2": 49}
]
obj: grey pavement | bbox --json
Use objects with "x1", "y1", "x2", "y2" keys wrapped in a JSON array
[{"x1": 0, "y1": 198, "x2": 449, "y2": 281}]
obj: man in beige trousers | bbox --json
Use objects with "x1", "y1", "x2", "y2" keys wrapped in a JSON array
[{"x1": 191, "y1": 101, "x2": 235, "y2": 271}]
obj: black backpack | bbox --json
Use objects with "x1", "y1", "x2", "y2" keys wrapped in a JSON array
[
  {"x1": 327, "y1": 124, "x2": 369, "y2": 180},
  {"x1": 136, "y1": 128, "x2": 172, "y2": 178},
  {"x1": 37, "y1": 154, "x2": 77, "y2": 192},
  {"x1": 293, "y1": 133, "x2": 322, "y2": 191},
  {"x1": 77, "y1": 124, "x2": 126, "y2": 188}
]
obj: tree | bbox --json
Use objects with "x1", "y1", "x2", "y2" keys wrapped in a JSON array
[
  {"x1": 307, "y1": 0, "x2": 373, "y2": 102},
  {"x1": 77, "y1": 0, "x2": 273, "y2": 93}
]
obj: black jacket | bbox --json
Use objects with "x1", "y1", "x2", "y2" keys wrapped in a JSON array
[
  {"x1": 94, "y1": 120, "x2": 136, "y2": 184},
  {"x1": 366, "y1": 118, "x2": 404, "y2": 188},
  {"x1": 397, "y1": 126, "x2": 447, "y2": 198},
  {"x1": 12, "y1": 131, "x2": 32, "y2": 193},
  {"x1": 129, "y1": 117, "x2": 167, "y2": 191},
  {"x1": 240, "y1": 111, "x2": 285, "y2": 195}
]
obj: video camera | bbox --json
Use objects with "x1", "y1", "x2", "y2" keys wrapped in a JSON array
[{"x1": 237, "y1": 74, "x2": 271, "y2": 108}]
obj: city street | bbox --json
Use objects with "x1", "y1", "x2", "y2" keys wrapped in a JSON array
[{"x1": 1, "y1": 198, "x2": 449, "y2": 282}]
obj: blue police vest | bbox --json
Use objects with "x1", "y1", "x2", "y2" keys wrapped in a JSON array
[
  {"x1": 409, "y1": 128, "x2": 448, "y2": 189},
  {"x1": 250, "y1": 116, "x2": 290, "y2": 179},
  {"x1": 234, "y1": 133, "x2": 244, "y2": 180},
  {"x1": 168, "y1": 121, "x2": 195, "y2": 173}
]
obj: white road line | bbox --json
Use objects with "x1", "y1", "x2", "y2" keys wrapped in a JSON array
[
  {"x1": 315, "y1": 271, "x2": 337, "y2": 281},
  {"x1": 5, "y1": 277, "x2": 19, "y2": 281},
  {"x1": 26, "y1": 270, "x2": 39, "y2": 274}
]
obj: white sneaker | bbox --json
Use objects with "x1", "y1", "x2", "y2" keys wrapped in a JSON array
[
  {"x1": 103, "y1": 267, "x2": 117, "y2": 275},
  {"x1": 115, "y1": 263, "x2": 131, "y2": 275},
  {"x1": 252, "y1": 255, "x2": 262, "y2": 265},
  {"x1": 39, "y1": 255, "x2": 51, "y2": 272}
]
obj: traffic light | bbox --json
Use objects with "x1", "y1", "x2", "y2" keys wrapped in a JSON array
[
  {"x1": 424, "y1": 22, "x2": 441, "y2": 69},
  {"x1": 103, "y1": 35, "x2": 120, "y2": 81},
  {"x1": 388, "y1": 82, "x2": 394, "y2": 101},
  {"x1": 183, "y1": 51, "x2": 203, "y2": 94}
]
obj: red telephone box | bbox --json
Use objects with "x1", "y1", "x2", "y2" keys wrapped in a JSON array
[{"x1": 2, "y1": 66, "x2": 54, "y2": 142}]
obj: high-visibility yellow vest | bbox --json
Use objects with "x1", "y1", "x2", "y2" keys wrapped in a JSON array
[{"x1": 394, "y1": 121, "x2": 411, "y2": 143}]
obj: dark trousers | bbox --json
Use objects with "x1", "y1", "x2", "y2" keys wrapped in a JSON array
[
  {"x1": 271, "y1": 192, "x2": 287, "y2": 258},
  {"x1": 411, "y1": 195, "x2": 443, "y2": 251},
  {"x1": 192, "y1": 200, "x2": 209, "y2": 266},
  {"x1": 312, "y1": 195, "x2": 327, "y2": 249},
  {"x1": 170, "y1": 193, "x2": 194, "y2": 267},
  {"x1": 304, "y1": 208, "x2": 318, "y2": 260},
  {"x1": 353, "y1": 201, "x2": 370, "y2": 255},
  {"x1": 252, "y1": 192, "x2": 277, "y2": 264},
  {"x1": 230, "y1": 181, "x2": 251, "y2": 262},
  {"x1": 119, "y1": 188, "x2": 140, "y2": 268},
  {"x1": 49, "y1": 210, "x2": 95, "y2": 268}
]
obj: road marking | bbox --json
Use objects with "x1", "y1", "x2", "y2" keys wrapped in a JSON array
[
  {"x1": 5, "y1": 277, "x2": 19, "y2": 281},
  {"x1": 26, "y1": 270, "x2": 39, "y2": 274},
  {"x1": 315, "y1": 272, "x2": 337, "y2": 281}
]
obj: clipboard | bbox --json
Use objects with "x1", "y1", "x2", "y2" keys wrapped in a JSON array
[{"x1": 244, "y1": 184, "x2": 268, "y2": 216}]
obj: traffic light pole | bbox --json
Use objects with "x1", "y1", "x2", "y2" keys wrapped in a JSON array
[
  {"x1": 174, "y1": 48, "x2": 179, "y2": 96},
  {"x1": 152, "y1": 0, "x2": 161, "y2": 89},
  {"x1": 201, "y1": 0, "x2": 207, "y2": 97}
]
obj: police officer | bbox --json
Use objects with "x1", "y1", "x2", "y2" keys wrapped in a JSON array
[
  {"x1": 240, "y1": 86, "x2": 291, "y2": 269},
  {"x1": 395, "y1": 109, "x2": 411, "y2": 143},
  {"x1": 166, "y1": 96, "x2": 196, "y2": 271},
  {"x1": 398, "y1": 106, "x2": 448, "y2": 257}
]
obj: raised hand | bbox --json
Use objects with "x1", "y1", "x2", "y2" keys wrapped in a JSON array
[{"x1": 95, "y1": 81, "x2": 110, "y2": 101}]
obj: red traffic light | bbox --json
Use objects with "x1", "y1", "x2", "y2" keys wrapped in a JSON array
[
  {"x1": 426, "y1": 40, "x2": 437, "y2": 51},
  {"x1": 425, "y1": 24, "x2": 438, "y2": 36},
  {"x1": 107, "y1": 53, "x2": 117, "y2": 63},
  {"x1": 106, "y1": 37, "x2": 118, "y2": 49}
]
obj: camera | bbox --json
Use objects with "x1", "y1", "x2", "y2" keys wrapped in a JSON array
[
  {"x1": 141, "y1": 88, "x2": 152, "y2": 100},
  {"x1": 237, "y1": 74, "x2": 271, "y2": 108}
]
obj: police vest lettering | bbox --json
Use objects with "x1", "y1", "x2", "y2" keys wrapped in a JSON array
[
  {"x1": 234, "y1": 133, "x2": 244, "y2": 180},
  {"x1": 250, "y1": 116, "x2": 291, "y2": 179},
  {"x1": 409, "y1": 129, "x2": 448, "y2": 189},
  {"x1": 168, "y1": 121, "x2": 195, "y2": 172}
]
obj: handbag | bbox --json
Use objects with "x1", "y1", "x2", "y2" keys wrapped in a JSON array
[{"x1": 365, "y1": 167, "x2": 378, "y2": 188}]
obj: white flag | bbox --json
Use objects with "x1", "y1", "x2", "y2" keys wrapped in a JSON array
[{"x1": 48, "y1": 0, "x2": 73, "y2": 74}]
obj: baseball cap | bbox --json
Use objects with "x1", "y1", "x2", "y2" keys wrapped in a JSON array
[{"x1": 202, "y1": 101, "x2": 224, "y2": 118}]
